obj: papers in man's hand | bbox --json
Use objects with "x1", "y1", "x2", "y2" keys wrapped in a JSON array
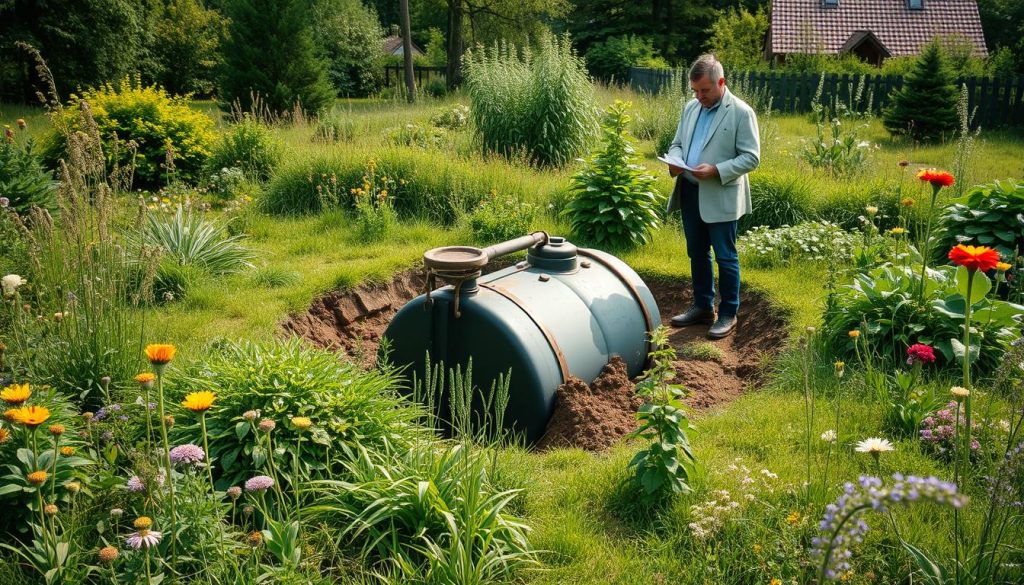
[{"x1": 657, "y1": 153, "x2": 695, "y2": 171}]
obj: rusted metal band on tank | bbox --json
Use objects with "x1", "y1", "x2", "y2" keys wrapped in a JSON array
[
  {"x1": 576, "y1": 248, "x2": 656, "y2": 362},
  {"x1": 478, "y1": 282, "x2": 570, "y2": 383}
]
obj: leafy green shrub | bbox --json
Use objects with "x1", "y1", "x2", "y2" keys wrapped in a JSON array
[
  {"x1": 41, "y1": 78, "x2": 216, "y2": 188},
  {"x1": 264, "y1": 149, "x2": 501, "y2": 222},
  {"x1": 137, "y1": 206, "x2": 255, "y2": 274},
  {"x1": 352, "y1": 160, "x2": 398, "y2": 241},
  {"x1": 311, "y1": 0, "x2": 384, "y2": 97},
  {"x1": 628, "y1": 327, "x2": 696, "y2": 505},
  {"x1": 938, "y1": 179, "x2": 1024, "y2": 261},
  {"x1": 307, "y1": 442, "x2": 536, "y2": 580},
  {"x1": 431, "y1": 104, "x2": 470, "y2": 130},
  {"x1": 800, "y1": 115, "x2": 874, "y2": 177},
  {"x1": 312, "y1": 114, "x2": 356, "y2": 143},
  {"x1": 0, "y1": 127, "x2": 56, "y2": 213},
  {"x1": 564, "y1": 100, "x2": 663, "y2": 248},
  {"x1": 584, "y1": 35, "x2": 668, "y2": 82},
  {"x1": 815, "y1": 182, "x2": 901, "y2": 231},
  {"x1": 173, "y1": 338, "x2": 425, "y2": 490},
  {"x1": 383, "y1": 123, "x2": 448, "y2": 149},
  {"x1": 463, "y1": 33, "x2": 597, "y2": 167},
  {"x1": 821, "y1": 264, "x2": 1023, "y2": 375},
  {"x1": 741, "y1": 171, "x2": 813, "y2": 231},
  {"x1": 466, "y1": 192, "x2": 537, "y2": 244},
  {"x1": 207, "y1": 116, "x2": 282, "y2": 182},
  {"x1": 738, "y1": 221, "x2": 856, "y2": 268},
  {"x1": 706, "y1": 8, "x2": 771, "y2": 73}
]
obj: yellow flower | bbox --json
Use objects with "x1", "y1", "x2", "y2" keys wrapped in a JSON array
[
  {"x1": 3, "y1": 409, "x2": 18, "y2": 422},
  {"x1": 1, "y1": 383, "x2": 31, "y2": 405},
  {"x1": 770, "y1": 580, "x2": 782, "y2": 585},
  {"x1": 888, "y1": 227, "x2": 906, "y2": 235},
  {"x1": 12, "y1": 405, "x2": 51, "y2": 428},
  {"x1": 900, "y1": 197, "x2": 915, "y2": 207},
  {"x1": 27, "y1": 470, "x2": 48, "y2": 485},
  {"x1": 49, "y1": 424, "x2": 65, "y2": 436},
  {"x1": 0, "y1": 427, "x2": 10, "y2": 444},
  {"x1": 834, "y1": 361, "x2": 845, "y2": 378},
  {"x1": 65, "y1": 481, "x2": 81, "y2": 493},
  {"x1": 291, "y1": 416, "x2": 313, "y2": 431},
  {"x1": 145, "y1": 344, "x2": 176, "y2": 365},
  {"x1": 951, "y1": 386, "x2": 970, "y2": 400},
  {"x1": 752, "y1": 543, "x2": 763, "y2": 554},
  {"x1": 133, "y1": 516, "x2": 152, "y2": 529},
  {"x1": 865, "y1": 206, "x2": 878, "y2": 215},
  {"x1": 996, "y1": 262, "x2": 1011, "y2": 271},
  {"x1": 785, "y1": 511, "x2": 800, "y2": 526},
  {"x1": 848, "y1": 330, "x2": 860, "y2": 339},
  {"x1": 135, "y1": 372, "x2": 156, "y2": 386},
  {"x1": 181, "y1": 391, "x2": 216, "y2": 413},
  {"x1": 60, "y1": 446, "x2": 75, "y2": 456}
]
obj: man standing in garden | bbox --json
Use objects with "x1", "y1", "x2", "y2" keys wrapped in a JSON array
[{"x1": 665, "y1": 54, "x2": 760, "y2": 339}]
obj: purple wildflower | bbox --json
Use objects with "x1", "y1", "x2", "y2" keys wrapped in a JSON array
[
  {"x1": 126, "y1": 476, "x2": 145, "y2": 492},
  {"x1": 169, "y1": 444, "x2": 205, "y2": 465},
  {"x1": 101, "y1": 431, "x2": 114, "y2": 442},
  {"x1": 811, "y1": 474, "x2": 967, "y2": 581},
  {"x1": 125, "y1": 530, "x2": 162, "y2": 549},
  {"x1": 245, "y1": 475, "x2": 274, "y2": 492}
]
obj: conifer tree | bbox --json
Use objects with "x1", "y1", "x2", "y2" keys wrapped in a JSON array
[
  {"x1": 883, "y1": 40, "x2": 959, "y2": 141},
  {"x1": 218, "y1": 0, "x2": 335, "y2": 115}
]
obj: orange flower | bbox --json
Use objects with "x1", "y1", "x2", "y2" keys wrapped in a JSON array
[
  {"x1": 11, "y1": 405, "x2": 51, "y2": 428},
  {"x1": 144, "y1": 344, "x2": 176, "y2": 366},
  {"x1": 48, "y1": 424, "x2": 65, "y2": 436},
  {"x1": 3, "y1": 409, "x2": 17, "y2": 422},
  {"x1": 135, "y1": 372, "x2": 156, "y2": 385},
  {"x1": 1, "y1": 383, "x2": 31, "y2": 405},
  {"x1": 948, "y1": 244, "x2": 1000, "y2": 273},
  {"x1": 26, "y1": 470, "x2": 48, "y2": 485},
  {"x1": 181, "y1": 391, "x2": 216, "y2": 413},
  {"x1": 917, "y1": 169, "x2": 955, "y2": 188},
  {"x1": 0, "y1": 427, "x2": 10, "y2": 444},
  {"x1": 60, "y1": 446, "x2": 75, "y2": 456}
]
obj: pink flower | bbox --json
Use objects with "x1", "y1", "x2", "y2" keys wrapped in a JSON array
[
  {"x1": 906, "y1": 343, "x2": 936, "y2": 366},
  {"x1": 245, "y1": 475, "x2": 274, "y2": 492},
  {"x1": 169, "y1": 444, "x2": 205, "y2": 465},
  {"x1": 125, "y1": 529, "x2": 162, "y2": 549}
]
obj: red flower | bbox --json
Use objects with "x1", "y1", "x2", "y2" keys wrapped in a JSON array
[
  {"x1": 948, "y1": 244, "x2": 1000, "y2": 272},
  {"x1": 917, "y1": 169, "x2": 955, "y2": 188},
  {"x1": 906, "y1": 343, "x2": 936, "y2": 365}
]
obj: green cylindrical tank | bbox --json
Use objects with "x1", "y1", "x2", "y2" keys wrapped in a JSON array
[{"x1": 382, "y1": 233, "x2": 660, "y2": 443}]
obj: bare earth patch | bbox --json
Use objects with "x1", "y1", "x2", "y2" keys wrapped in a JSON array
[{"x1": 282, "y1": 269, "x2": 789, "y2": 451}]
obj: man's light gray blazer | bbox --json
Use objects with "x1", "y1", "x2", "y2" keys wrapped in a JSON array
[{"x1": 666, "y1": 88, "x2": 760, "y2": 223}]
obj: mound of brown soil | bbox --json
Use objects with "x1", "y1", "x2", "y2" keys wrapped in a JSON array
[{"x1": 534, "y1": 357, "x2": 643, "y2": 452}]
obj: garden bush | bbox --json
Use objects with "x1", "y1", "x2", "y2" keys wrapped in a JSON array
[
  {"x1": 584, "y1": 35, "x2": 669, "y2": 82},
  {"x1": 0, "y1": 125, "x2": 56, "y2": 213},
  {"x1": 206, "y1": 115, "x2": 283, "y2": 182},
  {"x1": 40, "y1": 78, "x2": 216, "y2": 188},
  {"x1": 564, "y1": 100, "x2": 663, "y2": 248},
  {"x1": 741, "y1": 171, "x2": 813, "y2": 231},
  {"x1": 883, "y1": 40, "x2": 959, "y2": 141},
  {"x1": 172, "y1": 338, "x2": 426, "y2": 490},
  {"x1": 312, "y1": 113, "x2": 356, "y2": 143},
  {"x1": 821, "y1": 264, "x2": 1023, "y2": 375},
  {"x1": 463, "y1": 33, "x2": 598, "y2": 167},
  {"x1": 937, "y1": 179, "x2": 1024, "y2": 262},
  {"x1": 383, "y1": 123, "x2": 449, "y2": 149},
  {"x1": 738, "y1": 221, "x2": 856, "y2": 269},
  {"x1": 465, "y1": 191, "x2": 537, "y2": 244}
]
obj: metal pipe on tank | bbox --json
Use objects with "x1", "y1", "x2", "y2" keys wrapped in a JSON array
[{"x1": 482, "y1": 231, "x2": 548, "y2": 261}]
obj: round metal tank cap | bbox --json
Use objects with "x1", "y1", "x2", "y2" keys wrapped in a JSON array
[{"x1": 423, "y1": 246, "x2": 489, "y2": 270}]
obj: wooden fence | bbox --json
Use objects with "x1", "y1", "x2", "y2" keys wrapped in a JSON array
[
  {"x1": 630, "y1": 67, "x2": 1024, "y2": 128},
  {"x1": 383, "y1": 65, "x2": 447, "y2": 89}
]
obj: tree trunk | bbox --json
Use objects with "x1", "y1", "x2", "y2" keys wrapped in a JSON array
[
  {"x1": 400, "y1": 0, "x2": 416, "y2": 102},
  {"x1": 446, "y1": 0, "x2": 464, "y2": 90}
]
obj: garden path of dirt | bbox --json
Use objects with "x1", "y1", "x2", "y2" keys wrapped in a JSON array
[{"x1": 282, "y1": 268, "x2": 789, "y2": 450}]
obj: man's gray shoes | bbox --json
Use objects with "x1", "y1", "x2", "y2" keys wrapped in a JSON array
[
  {"x1": 669, "y1": 306, "x2": 716, "y2": 328},
  {"x1": 708, "y1": 314, "x2": 737, "y2": 339}
]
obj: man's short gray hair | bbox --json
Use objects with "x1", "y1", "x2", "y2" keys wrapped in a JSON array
[{"x1": 688, "y1": 54, "x2": 724, "y2": 82}]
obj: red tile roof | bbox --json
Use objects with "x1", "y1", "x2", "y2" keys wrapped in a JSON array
[
  {"x1": 770, "y1": 0, "x2": 987, "y2": 57},
  {"x1": 383, "y1": 35, "x2": 424, "y2": 56}
]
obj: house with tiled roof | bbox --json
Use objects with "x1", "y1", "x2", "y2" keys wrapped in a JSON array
[
  {"x1": 766, "y1": 0, "x2": 987, "y2": 66},
  {"x1": 383, "y1": 25, "x2": 424, "y2": 58}
]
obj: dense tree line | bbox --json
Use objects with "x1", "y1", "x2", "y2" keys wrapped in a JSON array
[{"x1": 0, "y1": 0, "x2": 1019, "y2": 107}]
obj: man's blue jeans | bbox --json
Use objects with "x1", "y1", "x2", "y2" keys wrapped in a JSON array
[{"x1": 679, "y1": 180, "x2": 740, "y2": 317}]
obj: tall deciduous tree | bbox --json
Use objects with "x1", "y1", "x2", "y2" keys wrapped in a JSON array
[
  {"x1": 219, "y1": 0, "x2": 335, "y2": 115},
  {"x1": 311, "y1": 0, "x2": 385, "y2": 97},
  {"x1": 152, "y1": 0, "x2": 229, "y2": 96}
]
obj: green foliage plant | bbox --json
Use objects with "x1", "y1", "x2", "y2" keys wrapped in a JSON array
[
  {"x1": 706, "y1": 8, "x2": 770, "y2": 73},
  {"x1": 207, "y1": 115, "x2": 283, "y2": 182},
  {"x1": 384, "y1": 123, "x2": 449, "y2": 149},
  {"x1": 311, "y1": 0, "x2": 385, "y2": 97},
  {"x1": 627, "y1": 326, "x2": 697, "y2": 505},
  {"x1": 738, "y1": 221, "x2": 855, "y2": 269},
  {"x1": 135, "y1": 205, "x2": 255, "y2": 276},
  {"x1": 462, "y1": 33, "x2": 598, "y2": 167},
  {"x1": 938, "y1": 179, "x2": 1024, "y2": 263},
  {"x1": 584, "y1": 35, "x2": 668, "y2": 82},
  {"x1": 465, "y1": 191, "x2": 537, "y2": 244},
  {"x1": 431, "y1": 104, "x2": 470, "y2": 130},
  {"x1": 0, "y1": 123, "x2": 57, "y2": 214},
  {"x1": 151, "y1": 0, "x2": 229, "y2": 96},
  {"x1": 821, "y1": 264, "x2": 1023, "y2": 376},
  {"x1": 41, "y1": 77, "x2": 217, "y2": 188},
  {"x1": 352, "y1": 159, "x2": 398, "y2": 242},
  {"x1": 173, "y1": 338, "x2": 425, "y2": 490},
  {"x1": 312, "y1": 114, "x2": 356, "y2": 143},
  {"x1": 564, "y1": 100, "x2": 664, "y2": 248},
  {"x1": 883, "y1": 40, "x2": 959, "y2": 141}
]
